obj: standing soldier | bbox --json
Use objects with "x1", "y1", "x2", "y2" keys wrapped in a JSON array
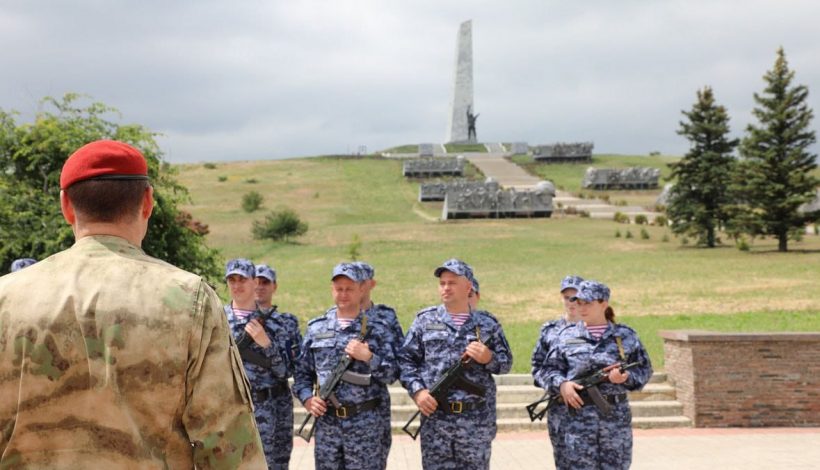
[
  {"x1": 530, "y1": 275, "x2": 584, "y2": 469},
  {"x1": 543, "y1": 280, "x2": 653, "y2": 469},
  {"x1": 253, "y1": 263, "x2": 302, "y2": 469},
  {"x1": 293, "y1": 263, "x2": 398, "y2": 470},
  {"x1": 0, "y1": 140, "x2": 265, "y2": 468},
  {"x1": 223, "y1": 258, "x2": 291, "y2": 469},
  {"x1": 398, "y1": 258, "x2": 512, "y2": 469},
  {"x1": 9, "y1": 258, "x2": 36, "y2": 273},
  {"x1": 353, "y1": 261, "x2": 404, "y2": 468}
]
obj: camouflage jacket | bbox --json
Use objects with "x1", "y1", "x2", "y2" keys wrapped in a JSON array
[
  {"x1": 530, "y1": 317, "x2": 570, "y2": 390},
  {"x1": 398, "y1": 305, "x2": 513, "y2": 414},
  {"x1": 292, "y1": 307, "x2": 398, "y2": 406},
  {"x1": 0, "y1": 235, "x2": 266, "y2": 469},
  {"x1": 542, "y1": 321, "x2": 653, "y2": 396},
  {"x1": 224, "y1": 304, "x2": 301, "y2": 388},
  {"x1": 363, "y1": 302, "x2": 404, "y2": 358}
]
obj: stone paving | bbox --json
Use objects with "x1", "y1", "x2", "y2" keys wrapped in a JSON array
[{"x1": 289, "y1": 427, "x2": 820, "y2": 469}]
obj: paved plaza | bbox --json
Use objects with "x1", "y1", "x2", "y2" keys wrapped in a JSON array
[{"x1": 290, "y1": 427, "x2": 820, "y2": 469}]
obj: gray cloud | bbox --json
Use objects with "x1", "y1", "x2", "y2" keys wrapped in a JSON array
[{"x1": 1, "y1": 0, "x2": 818, "y2": 162}]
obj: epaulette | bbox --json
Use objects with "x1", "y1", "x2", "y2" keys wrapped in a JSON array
[
  {"x1": 307, "y1": 315, "x2": 327, "y2": 326},
  {"x1": 416, "y1": 305, "x2": 438, "y2": 317},
  {"x1": 374, "y1": 303, "x2": 396, "y2": 313},
  {"x1": 539, "y1": 318, "x2": 564, "y2": 333},
  {"x1": 473, "y1": 309, "x2": 500, "y2": 325}
]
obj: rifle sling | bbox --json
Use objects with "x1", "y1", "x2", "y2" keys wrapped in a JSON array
[{"x1": 238, "y1": 345, "x2": 273, "y2": 369}]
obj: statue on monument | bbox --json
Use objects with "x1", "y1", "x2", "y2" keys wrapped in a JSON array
[{"x1": 467, "y1": 105, "x2": 479, "y2": 143}]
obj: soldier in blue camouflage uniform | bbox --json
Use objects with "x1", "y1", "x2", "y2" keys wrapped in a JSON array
[
  {"x1": 398, "y1": 259, "x2": 513, "y2": 470},
  {"x1": 9, "y1": 258, "x2": 36, "y2": 272},
  {"x1": 353, "y1": 261, "x2": 404, "y2": 468},
  {"x1": 542, "y1": 280, "x2": 653, "y2": 470},
  {"x1": 531, "y1": 275, "x2": 584, "y2": 469},
  {"x1": 224, "y1": 259, "x2": 296, "y2": 469},
  {"x1": 253, "y1": 263, "x2": 302, "y2": 469},
  {"x1": 293, "y1": 263, "x2": 398, "y2": 470}
]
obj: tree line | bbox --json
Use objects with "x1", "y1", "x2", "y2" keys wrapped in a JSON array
[{"x1": 667, "y1": 48, "x2": 818, "y2": 251}]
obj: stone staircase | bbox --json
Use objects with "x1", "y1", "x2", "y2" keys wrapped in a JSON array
[{"x1": 292, "y1": 372, "x2": 691, "y2": 433}]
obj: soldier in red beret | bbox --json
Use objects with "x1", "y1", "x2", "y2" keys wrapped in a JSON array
[{"x1": 0, "y1": 140, "x2": 267, "y2": 469}]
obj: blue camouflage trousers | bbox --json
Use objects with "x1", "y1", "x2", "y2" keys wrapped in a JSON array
[
  {"x1": 253, "y1": 389, "x2": 294, "y2": 470},
  {"x1": 419, "y1": 411, "x2": 495, "y2": 470},
  {"x1": 378, "y1": 387, "x2": 392, "y2": 468},
  {"x1": 314, "y1": 408, "x2": 387, "y2": 470},
  {"x1": 561, "y1": 402, "x2": 633, "y2": 470},
  {"x1": 547, "y1": 404, "x2": 569, "y2": 469}
]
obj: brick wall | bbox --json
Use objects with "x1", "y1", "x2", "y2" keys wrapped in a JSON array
[{"x1": 661, "y1": 331, "x2": 820, "y2": 427}]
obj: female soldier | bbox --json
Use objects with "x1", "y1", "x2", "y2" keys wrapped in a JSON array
[
  {"x1": 531, "y1": 275, "x2": 584, "y2": 469},
  {"x1": 543, "y1": 280, "x2": 652, "y2": 470}
]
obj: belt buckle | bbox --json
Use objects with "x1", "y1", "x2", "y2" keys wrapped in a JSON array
[
  {"x1": 450, "y1": 401, "x2": 463, "y2": 414},
  {"x1": 335, "y1": 406, "x2": 348, "y2": 418}
]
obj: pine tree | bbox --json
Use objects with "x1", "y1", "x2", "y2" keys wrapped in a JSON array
[
  {"x1": 731, "y1": 48, "x2": 818, "y2": 252},
  {"x1": 667, "y1": 87, "x2": 738, "y2": 247}
]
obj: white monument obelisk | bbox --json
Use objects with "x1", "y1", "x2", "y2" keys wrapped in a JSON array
[{"x1": 446, "y1": 20, "x2": 474, "y2": 144}]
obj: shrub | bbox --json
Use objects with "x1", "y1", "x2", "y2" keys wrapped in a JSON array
[
  {"x1": 681, "y1": 237, "x2": 690, "y2": 245},
  {"x1": 578, "y1": 210, "x2": 590, "y2": 218},
  {"x1": 613, "y1": 212, "x2": 630, "y2": 224},
  {"x1": 625, "y1": 230, "x2": 634, "y2": 239},
  {"x1": 616, "y1": 199, "x2": 628, "y2": 206},
  {"x1": 245, "y1": 178, "x2": 258, "y2": 184},
  {"x1": 634, "y1": 214, "x2": 648, "y2": 225},
  {"x1": 348, "y1": 234, "x2": 362, "y2": 260},
  {"x1": 640, "y1": 228, "x2": 650, "y2": 239},
  {"x1": 217, "y1": 175, "x2": 227, "y2": 182},
  {"x1": 654, "y1": 215, "x2": 668, "y2": 226},
  {"x1": 242, "y1": 191, "x2": 264, "y2": 213},
  {"x1": 661, "y1": 233, "x2": 670, "y2": 242},
  {"x1": 615, "y1": 229, "x2": 622, "y2": 238},
  {"x1": 252, "y1": 209, "x2": 308, "y2": 242},
  {"x1": 600, "y1": 194, "x2": 611, "y2": 203},
  {"x1": 203, "y1": 162, "x2": 217, "y2": 169},
  {"x1": 737, "y1": 237, "x2": 750, "y2": 251}
]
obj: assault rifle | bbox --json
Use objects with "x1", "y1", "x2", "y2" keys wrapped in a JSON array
[
  {"x1": 296, "y1": 315, "x2": 369, "y2": 442},
  {"x1": 236, "y1": 305, "x2": 279, "y2": 370},
  {"x1": 401, "y1": 355, "x2": 486, "y2": 440},
  {"x1": 526, "y1": 361, "x2": 640, "y2": 421}
]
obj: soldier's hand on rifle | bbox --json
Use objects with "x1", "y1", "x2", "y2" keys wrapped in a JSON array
[
  {"x1": 560, "y1": 381, "x2": 585, "y2": 410},
  {"x1": 608, "y1": 366, "x2": 629, "y2": 384},
  {"x1": 413, "y1": 389, "x2": 438, "y2": 417},
  {"x1": 345, "y1": 339, "x2": 373, "y2": 362},
  {"x1": 244, "y1": 319, "x2": 272, "y2": 348},
  {"x1": 464, "y1": 341, "x2": 492, "y2": 364},
  {"x1": 305, "y1": 397, "x2": 327, "y2": 417}
]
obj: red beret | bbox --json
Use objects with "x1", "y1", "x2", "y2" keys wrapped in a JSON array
[{"x1": 60, "y1": 140, "x2": 149, "y2": 190}]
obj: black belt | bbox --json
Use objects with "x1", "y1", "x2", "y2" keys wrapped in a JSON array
[
  {"x1": 581, "y1": 393, "x2": 628, "y2": 407},
  {"x1": 251, "y1": 382, "x2": 289, "y2": 402},
  {"x1": 327, "y1": 398, "x2": 381, "y2": 419},
  {"x1": 439, "y1": 400, "x2": 486, "y2": 415}
]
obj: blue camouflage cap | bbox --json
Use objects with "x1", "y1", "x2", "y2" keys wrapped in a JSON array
[
  {"x1": 576, "y1": 280, "x2": 611, "y2": 302},
  {"x1": 224, "y1": 258, "x2": 255, "y2": 280},
  {"x1": 10, "y1": 258, "x2": 37, "y2": 273},
  {"x1": 434, "y1": 258, "x2": 476, "y2": 286},
  {"x1": 560, "y1": 275, "x2": 584, "y2": 293},
  {"x1": 332, "y1": 262, "x2": 364, "y2": 282},
  {"x1": 353, "y1": 261, "x2": 375, "y2": 280},
  {"x1": 254, "y1": 264, "x2": 277, "y2": 282}
]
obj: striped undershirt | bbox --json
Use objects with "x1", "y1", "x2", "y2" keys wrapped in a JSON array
[
  {"x1": 586, "y1": 323, "x2": 608, "y2": 340},
  {"x1": 233, "y1": 307, "x2": 255, "y2": 320},
  {"x1": 337, "y1": 317, "x2": 355, "y2": 329},
  {"x1": 449, "y1": 312, "x2": 470, "y2": 328}
]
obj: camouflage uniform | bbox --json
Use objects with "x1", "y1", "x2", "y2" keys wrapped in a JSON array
[
  {"x1": 530, "y1": 275, "x2": 583, "y2": 469},
  {"x1": 398, "y1": 305, "x2": 513, "y2": 470},
  {"x1": 542, "y1": 281, "x2": 653, "y2": 470},
  {"x1": 0, "y1": 235, "x2": 266, "y2": 469},
  {"x1": 225, "y1": 303, "x2": 301, "y2": 469},
  {"x1": 293, "y1": 307, "x2": 398, "y2": 470}
]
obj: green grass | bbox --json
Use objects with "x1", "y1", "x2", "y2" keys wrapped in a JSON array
[
  {"x1": 176, "y1": 156, "x2": 820, "y2": 371},
  {"x1": 444, "y1": 143, "x2": 487, "y2": 153},
  {"x1": 382, "y1": 144, "x2": 418, "y2": 154}
]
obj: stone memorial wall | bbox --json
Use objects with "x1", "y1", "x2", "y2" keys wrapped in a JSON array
[
  {"x1": 510, "y1": 142, "x2": 529, "y2": 155},
  {"x1": 442, "y1": 181, "x2": 555, "y2": 219},
  {"x1": 419, "y1": 180, "x2": 499, "y2": 202},
  {"x1": 533, "y1": 142, "x2": 593, "y2": 162},
  {"x1": 581, "y1": 167, "x2": 660, "y2": 190},
  {"x1": 403, "y1": 157, "x2": 464, "y2": 178},
  {"x1": 418, "y1": 143, "x2": 435, "y2": 157}
]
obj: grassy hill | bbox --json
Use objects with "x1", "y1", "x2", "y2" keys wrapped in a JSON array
[{"x1": 177, "y1": 155, "x2": 820, "y2": 370}]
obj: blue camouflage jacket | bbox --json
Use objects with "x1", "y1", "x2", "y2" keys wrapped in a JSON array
[
  {"x1": 292, "y1": 307, "x2": 398, "y2": 405},
  {"x1": 398, "y1": 305, "x2": 513, "y2": 407},
  {"x1": 530, "y1": 317, "x2": 570, "y2": 390},
  {"x1": 542, "y1": 321, "x2": 653, "y2": 396},
  {"x1": 224, "y1": 304, "x2": 302, "y2": 388},
  {"x1": 364, "y1": 302, "x2": 405, "y2": 357}
]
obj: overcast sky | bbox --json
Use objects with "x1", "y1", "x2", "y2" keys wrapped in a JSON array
[{"x1": 2, "y1": 0, "x2": 818, "y2": 163}]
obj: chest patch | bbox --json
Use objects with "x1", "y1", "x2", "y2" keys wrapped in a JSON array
[
  {"x1": 425, "y1": 323, "x2": 448, "y2": 331},
  {"x1": 315, "y1": 331, "x2": 335, "y2": 340}
]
